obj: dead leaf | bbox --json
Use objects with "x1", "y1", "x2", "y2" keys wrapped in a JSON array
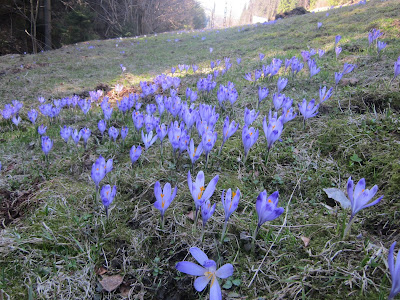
[
  {"x1": 99, "y1": 274, "x2": 123, "y2": 292},
  {"x1": 96, "y1": 266, "x2": 108, "y2": 275},
  {"x1": 187, "y1": 211, "x2": 194, "y2": 220},
  {"x1": 119, "y1": 283, "x2": 131, "y2": 297},
  {"x1": 300, "y1": 236, "x2": 310, "y2": 247},
  {"x1": 323, "y1": 188, "x2": 351, "y2": 209}
]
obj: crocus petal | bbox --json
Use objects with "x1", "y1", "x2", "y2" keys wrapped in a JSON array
[
  {"x1": 215, "y1": 263, "x2": 234, "y2": 279},
  {"x1": 154, "y1": 181, "x2": 162, "y2": 202},
  {"x1": 389, "y1": 242, "x2": 396, "y2": 282},
  {"x1": 347, "y1": 177, "x2": 354, "y2": 202},
  {"x1": 176, "y1": 261, "x2": 206, "y2": 276},
  {"x1": 361, "y1": 195, "x2": 383, "y2": 211},
  {"x1": 202, "y1": 175, "x2": 219, "y2": 202},
  {"x1": 209, "y1": 276, "x2": 222, "y2": 300},
  {"x1": 190, "y1": 247, "x2": 209, "y2": 265},
  {"x1": 163, "y1": 182, "x2": 172, "y2": 200},
  {"x1": 194, "y1": 275, "x2": 211, "y2": 292}
]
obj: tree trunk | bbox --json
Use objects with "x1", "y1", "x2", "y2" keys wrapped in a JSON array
[{"x1": 44, "y1": 0, "x2": 51, "y2": 50}]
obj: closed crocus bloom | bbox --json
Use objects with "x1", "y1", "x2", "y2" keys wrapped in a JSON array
[
  {"x1": 342, "y1": 63, "x2": 356, "y2": 75},
  {"x1": 108, "y1": 126, "x2": 119, "y2": 142},
  {"x1": 318, "y1": 49, "x2": 325, "y2": 58},
  {"x1": 277, "y1": 77, "x2": 288, "y2": 93},
  {"x1": 12, "y1": 115, "x2": 21, "y2": 126},
  {"x1": 335, "y1": 35, "x2": 341, "y2": 45},
  {"x1": 319, "y1": 86, "x2": 333, "y2": 103},
  {"x1": 98, "y1": 120, "x2": 106, "y2": 135},
  {"x1": 388, "y1": 242, "x2": 400, "y2": 300},
  {"x1": 256, "y1": 190, "x2": 284, "y2": 228},
  {"x1": 133, "y1": 112, "x2": 144, "y2": 131},
  {"x1": 377, "y1": 41, "x2": 387, "y2": 53},
  {"x1": 394, "y1": 56, "x2": 400, "y2": 79},
  {"x1": 156, "y1": 123, "x2": 168, "y2": 142},
  {"x1": 221, "y1": 188, "x2": 240, "y2": 222},
  {"x1": 154, "y1": 181, "x2": 177, "y2": 224},
  {"x1": 192, "y1": 65, "x2": 198, "y2": 72},
  {"x1": 38, "y1": 124, "x2": 47, "y2": 135},
  {"x1": 244, "y1": 107, "x2": 259, "y2": 126},
  {"x1": 176, "y1": 247, "x2": 234, "y2": 300},
  {"x1": 222, "y1": 116, "x2": 238, "y2": 143},
  {"x1": 202, "y1": 130, "x2": 217, "y2": 155},
  {"x1": 258, "y1": 87, "x2": 269, "y2": 104},
  {"x1": 141, "y1": 130, "x2": 157, "y2": 150},
  {"x1": 130, "y1": 145, "x2": 142, "y2": 165},
  {"x1": 335, "y1": 72, "x2": 343, "y2": 86},
  {"x1": 263, "y1": 112, "x2": 284, "y2": 151},
  {"x1": 105, "y1": 159, "x2": 113, "y2": 174},
  {"x1": 273, "y1": 93, "x2": 285, "y2": 111},
  {"x1": 100, "y1": 184, "x2": 117, "y2": 217},
  {"x1": 335, "y1": 46, "x2": 342, "y2": 59},
  {"x1": 298, "y1": 99, "x2": 319, "y2": 121},
  {"x1": 120, "y1": 126, "x2": 129, "y2": 141},
  {"x1": 80, "y1": 127, "x2": 91, "y2": 145},
  {"x1": 41, "y1": 136, "x2": 53, "y2": 156},
  {"x1": 28, "y1": 109, "x2": 38, "y2": 124},
  {"x1": 72, "y1": 129, "x2": 81, "y2": 145},
  {"x1": 60, "y1": 125, "x2": 72, "y2": 143},
  {"x1": 281, "y1": 107, "x2": 297, "y2": 124},
  {"x1": 201, "y1": 199, "x2": 216, "y2": 227},
  {"x1": 242, "y1": 125, "x2": 259, "y2": 160},
  {"x1": 317, "y1": 22, "x2": 322, "y2": 29},
  {"x1": 308, "y1": 59, "x2": 320, "y2": 78},
  {"x1": 91, "y1": 157, "x2": 106, "y2": 189},
  {"x1": 188, "y1": 139, "x2": 203, "y2": 166}
]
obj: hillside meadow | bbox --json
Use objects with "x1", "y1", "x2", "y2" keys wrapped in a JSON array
[{"x1": 0, "y1": 0, "x2": 400, "y2": 299}]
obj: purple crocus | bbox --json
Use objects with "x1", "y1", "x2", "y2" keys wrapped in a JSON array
[
  {"x1": 38, "y1": 124, "x2": 47, "y2": 136},
  {"x1": 154, "y1": 181, "x2": 177, "y2": 227},
  {"x1": 175, "y1": 247, "x2": 234, "y2": 300},
  {"x1": 80, "y1": 127, "x2": 91, "y2": 147},
  {"x1": 108, "y1": 126, "x2": 119, "y2": 142},
  {"x1": 187, "y1": 170, "x2": 219, "y2": 224},
  {"x1": 244, "y1": 107, "x2": 259, "y2": 126},
  {"x1": 72, "y1": 129, "x2": 81, "y2": 145},
  {"x1": 335, "y1": 46, "x2": 342, "y2": 59},
  {"x1": 121, "y1": 126, "x2": 129, "y2": 141},
  {"x1": 130, "y1": 145, "x2": 142, "y2": 165},
  {"x1": 258, "y1": 87, "x2": 269, "y2": 107},
  {"x1": 335, "y1": 35, "x2": 342, "y2": 45},
  {"x1": 394, "y1": 56, "x2": 400, "y2": 80},
  {"x1": 298, "y1": 99, "x2": 319, "y2": 123},
  {"x1": 318, "y1": 49, "x2": 325, "y2": 58},
  {"x1": 141, "y1": 130, "x2": 157, "y2": 150},
  {"x1": 335, "y1": 72, "x2": 343, "y2": 86},
  {"x1": 28, "y1": 109, "x2": 38, "y2": 124},
  {"x1": 91, "y1": 156, "x2": 106, "y2": 190},
  {"x1": 388, "y1": 241, "x2": 400, "y2": 300},
  {"x1": 200, "y1": 199, "x2": 216, "y2": 239},
  {"x1": 281, "y1": 107, "x2": 297, "y2": 124},
  {"x1": 242, "y1": 125, "x2": 259, "y2": 162},
  {"x1": 219, "y1": 116, "x2": 238, "y2": 155},
  {"x1": 60, "y1": 125, "x2": 72, "y2": 143},
  {"x1": 259, "y1": 53, "x2": 265, "y2": 61},
  {"x1": 317, "y1": 22, "x2": 322, "y2": 29},
  {"x1": 12, "y1": 115, "x2": 21, "y2": 126},
  {"x1": 342, "y1": 63, "x2": 356, "y2": 75},
  {"x1": 319, "y1": 86, "x2": 333, "y2": 103},
  {"x1": 253, "y1": 190, "x2": 284, "y2": 248},
  {"x1": 220, "y1": 188, "x2": 240, "y2": 241},
  {"x1": 100, "y1": 185, "x2": 117, "y2": 217},
  {"x1": 41, "y1": 136, "x2": 53, "y2": 157},
  {"x1": 244, "y1": 73, "x2": 253, "y2": 82},
  {"x1": 263, "y1": 111, "x2": 284, "y2": 151},
  {"x1": 188, "y1": 139, "x2": 203, "y2": 167},
  {"x1": 98, "y1": 120, "x2": 106, "y2": 136},
  {"x1": 343, "y1": 177, "x2": 383, "y2": 237},
  {"x1": 308, "y1": 59, "x2": 320, "y2": 78},
  {"x1": 277, "y1": 77, "x2": 288, "y2": 93},
  {"x1": 377, "y1": 41, "x2": 387, "y2": 54}
]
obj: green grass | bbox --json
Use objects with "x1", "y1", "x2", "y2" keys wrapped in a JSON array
[{"x1": 0, "y1": 0, "x2": 400, "y2": 299}]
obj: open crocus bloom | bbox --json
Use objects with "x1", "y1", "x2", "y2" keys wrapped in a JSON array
[{"x1": 176, "y1": 247, "x2": 233, "y2": 300}]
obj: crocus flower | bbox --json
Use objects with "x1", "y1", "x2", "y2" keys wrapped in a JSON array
[
  {"x1": 335, "y1": 47, "x2": 342, "y2": 59},
  {"x1": 317, "y1": 22, "x2": 322, "y2": 29},
  {"x1": 318, "y1": 49, "x2": 325, "y2": 58},
  {"x1": 72, "y1": 129, "x2": 81, "y2": 145},
  {"x1": 221, "y1": 188, "x2": 240, "y2": 222},
  {"x1": 277, "y1": 77, "x2": 288, "y2": 93},
  {"x1": 130, "y1": 145, "x2": 142, "y2": 165},
  {"x1": 202, "y1": 130, "x2": 217, "y2": 156},
  {"x1": 105, "y1": 158, "x2": 113, "y2": 174},
  {"x1": 319, "y1": 86, "x2": 333, "y2": 103},
  {"x1": 244, "y1": 107, "x2": 259, "y2": 126},
  {"x1": 141, "y1": 130, "x2": 157, "y2": 150},
  {"x1": 60, "y1": 125, "x2": 72, "y2": 143},
  {"x1": 335, "y1": 35, "x2": 342, "y2": 45},
  {"x1": 175, "y1": 247, "x2": 234, "y2": 300},
  {"x1": 388, "y1": 241, "x2": 400, "y2": 300},
  {"x1": 38, "y1": 124, "x2": 47, "y2": 136},
  {"x1": 342, "y1": 63, "x2": 356, "y2": 75},
  {"x1": 244, "y1": 73, "x2": 253, "y2": 82},
  {"x1": 91, "y1": 156, "x2": 106, "y2": 190},
  {"x1": 377, "y1": 41, "x2": 387, "y2": 53},
  {"x1": 201, "y1": 199, "x2": 216, "y2": 230},
  {"x1": 100, "y1": 185, "x2": 117, "y2": 217},
  {"x1": 259, "y1": 53, "x2": 265, "y2": 61},
  {"x1": 28, "y1": 109, "x2": 38, "y2": 124},
  {"x1": 252, "y1": 190, "x2": 284, "y2": 248},
  {"x1": 237, "y1": 57, "x2": 241, "y2": 65},
  {"x1": 298, "y1": 99, "x2": 319, "y2": 122},
  {"x1": 242, "y1": 125, "x2": 259, "y2": 161},
  {"x1": 98, "y1": 120, "x2": 106, "y2": 136},
  {"x1": 108, "y1": 126, "x2": 119, "y2": 142},
  {"x1": 80, "y1": 127, "x2": 91, "y2": 147},
  {"x1": 308, "y1": 59, "x2": 320, "y2": 78},
  {"x1": 12, "y1": 115, "x2": 21, "y2": 126},
  {"x1": 41, "y1": 136, "x2": 53, "y2": 156},
  {"x1": 281, "y1": 107, "x2": 297, "y2": 124},
  {"x1": 188, "y1": 139, "x2": 203, "y2": 167},
  {"x1": 258, "y1": 87, "x2": 269, "y2": 107},
  {"x1": 187, "y1": 170, "x2": 219, "y2": 223},
  {"x1": 219, "y1": 116, "x2": 238, "y2": 155},
  {"x1": 121, "y1": 126, "x2": 129, "y2": 141},
  {"x1": 263, "y1": 111, "x2": 284, "y2": 151},
  {"x1": 394, "y1": 56, "x2": 400, "y2": 80},
  {"x1": 273, "y1": 93, "x2": 286, "y2": 111},
  {"x1": 335, "y1": 72, "x2": 343, "y2": 86},
  {"x1": 154, "y1": 181, "x2": 177, "y2": 226}
]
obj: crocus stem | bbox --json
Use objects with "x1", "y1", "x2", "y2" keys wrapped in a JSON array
[
  {"x1": 105, "y1": 206, "x2": 109, "y2": 219},
  {"x1": 264, "y1": 148, "x2": 270, "y2": 165},
  {"x1": 218, "y1": 142, "x2": 224, "y2": 156},
  {"x1": 95, "y1": 186, "x2": 99, "y2": 204},
  {"x1": 251, "y1": 224, "x2": 260, "y2": 252},
  {"x1": 160, "y1": 142, "x2": 163, "y2": 164},
  {"x1": 221, "y1": 220, "x2": 228, "y2": 242},
  {"x1": 205, "y1": 152, "x2": 210, "y2": 169},
  {"x1": 160, "y1": 215, "x2": 165, "y2": 230},
  {"x1": 343, "y1": 215, "x2": 355, "y2": 239},
  {"x1": 303, "y1": 118, "x2": 306, "y2": 130},
  {"x1": 192, "y1": 208, "x2": 199, "y2": 233},
  {"x1": 201, "y1": 223, "x2": 205, "y2": 243}
]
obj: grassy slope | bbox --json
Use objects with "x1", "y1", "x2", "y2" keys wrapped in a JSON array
[{"x1": 0, "y1": 0, "x2": 400, "y2": 299}]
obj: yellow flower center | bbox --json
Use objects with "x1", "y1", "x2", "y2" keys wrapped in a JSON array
[
  {"x1": 268, "y1": 198, "x2": 272, "y2": 203},
  {"x1": 197, "y1": 186, "x2": 205, "y2": 200}
]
